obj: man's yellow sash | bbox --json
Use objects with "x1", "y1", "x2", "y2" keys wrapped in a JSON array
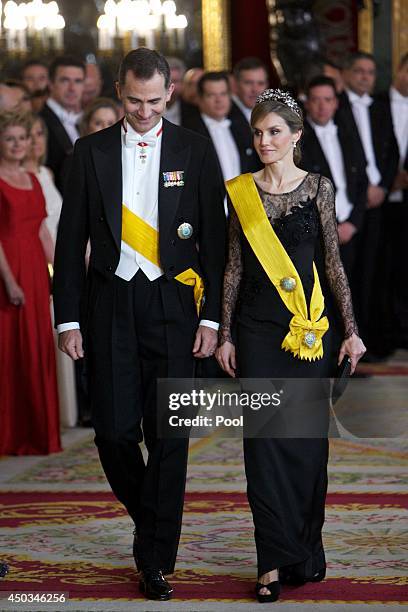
[
  {"x1": 121, "y1": 205, "x2": 204, "y2": 315},
  {"x1": 225, "y1": 174, "x2": 329, "y2": 361}
]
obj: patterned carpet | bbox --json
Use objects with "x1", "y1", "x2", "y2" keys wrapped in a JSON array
[{"x1": 0, "y1": 426, "x2": 407, "y2": 611}]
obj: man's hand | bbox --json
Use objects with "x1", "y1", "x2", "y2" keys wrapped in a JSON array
[
  {"x1": 367, "y1": 184, "x2": 386, "y2": 209},
  {"x1": 58, "y1": 329, "x2": 84, "y2": 360},
  {"x1": 192, "y1": 325, "x2": 218, "y2": 358},
  {"x1": 391, "y1": 170, "x2": 408, "y2": 192},
  {"x1": 337, "y1": 221, "x2": 357, "y2": 245}
]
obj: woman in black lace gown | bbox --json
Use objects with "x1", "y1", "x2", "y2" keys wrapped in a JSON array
[{"x1": 216, "y1": 90, "x2": 366, "y2": 603}]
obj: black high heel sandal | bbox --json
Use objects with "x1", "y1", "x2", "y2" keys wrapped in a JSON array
[{"x1": 255, "y1": 580, "x2": 280, "y2": 603}]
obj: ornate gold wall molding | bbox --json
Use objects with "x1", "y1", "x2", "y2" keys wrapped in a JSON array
[
  {"x1": 202, "y1": 0, "x2": 230, "y2": 71},
  {"x1": 392, "y1": 0, "x2": 408, "y2": 74},
  {"x1": 358, "y1": 0, "x2": 373, "y2": 53}
]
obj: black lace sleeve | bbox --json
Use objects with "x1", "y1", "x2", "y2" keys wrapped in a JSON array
[
  {"x1": 316, "y1": 176, "x2": 359, "y2": 338},
  {"x1": 219, "y1": 205, "x2": 243, "y2": 345}
]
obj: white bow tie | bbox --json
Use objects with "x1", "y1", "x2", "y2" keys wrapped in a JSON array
[
  {"x1": 316, "y1": 122, "x2": 338, "y2": 138},
  {"x1": 350, "y1": 92, "x2": 373, "y2": 107},
  {"x1": 124, "y1": 133, "x2": 157, "y2": 148},
  {"x1": 204, "y1": 116, "x2": 231, "y2": 130},
  {"x1": 59, "y1": 108, "x2": 81, "y2": 125}
]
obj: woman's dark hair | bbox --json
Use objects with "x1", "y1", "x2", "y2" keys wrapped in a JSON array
[
  {"x1": 251, "y1": 100, "x2": 304, "y2": 164},
  {"x1": 118, "y1": 48, "x2": 171, "y2": 88}
]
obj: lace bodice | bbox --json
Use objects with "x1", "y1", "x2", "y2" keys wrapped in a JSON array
[{"x1": 219, "y1": 172, "x2": 358, "y2": 344}]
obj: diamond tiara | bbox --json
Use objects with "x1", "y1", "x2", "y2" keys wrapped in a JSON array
[{"x1": 255, "y1": 89, "x2": 302, "y2": 118}]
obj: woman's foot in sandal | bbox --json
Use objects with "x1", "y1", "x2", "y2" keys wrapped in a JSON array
[{"x1": 256, "y1": 569, "x2": 280, "y2": 602}]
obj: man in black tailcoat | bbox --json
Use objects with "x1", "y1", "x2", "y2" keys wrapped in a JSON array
[{"x1": 53, "y1": 49, "x2": 226, "y2": 601}]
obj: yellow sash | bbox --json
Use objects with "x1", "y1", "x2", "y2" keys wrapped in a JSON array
[
  {"x1": 121, "y1": 204, "x2": 204, "y2": 315},
  {"x1": 225, "y1": 174, "x2": 329, "y2": 361}
]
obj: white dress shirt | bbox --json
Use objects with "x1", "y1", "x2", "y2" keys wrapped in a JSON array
[
  {"x1": 57, "y1": 118, "x2": 218, "y2": 332},
  {"x1": 308, "y1": 118, "x2": 353, "y2": 223},
  {"x1": 232, "y1": 95, "x2": 252, "y2": 123},
  {"x1": 163, "y1": 99, "x2": 181, "y2": 126},
  {"x1": 202, "y1": 113, "x2": 241, "y2": 217},
  {"x1": 115, "y1": 118, "x2": 164, "y2": 282},
  {"x1": 202, "y1": 114, "x2": 241, "y2": 183},
  {"x1": 346, "y1": 89, "x2": 381, "y2": 186},
  {"x1": 46, "y1": 97, "x2": 82, "y2": 145},
  {"x1": 389, "y1": 86, "x2": 408, "y2": 203}
]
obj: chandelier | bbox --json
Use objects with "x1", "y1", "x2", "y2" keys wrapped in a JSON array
[
  {"x1": 97, "y1": 0, "x2": 188, "y2": 53},
  {"x1": 0, "y1": 0, "x2": 65, "y2": 52}
]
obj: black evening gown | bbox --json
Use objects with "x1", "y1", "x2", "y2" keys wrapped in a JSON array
[{"x1": 220, "y1": 173, "x2": 358, "y2": 579}]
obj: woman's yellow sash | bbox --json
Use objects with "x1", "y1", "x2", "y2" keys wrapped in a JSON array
[
  {"x1": 121, "y1": 204, "x2": 204, "y2": 315},
  {"x1": 225, "y1": 174, "x2": 329, "y2": 361}
]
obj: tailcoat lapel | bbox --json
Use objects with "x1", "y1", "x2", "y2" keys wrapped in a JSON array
[
  {"x1": 91, "y1": 122, "x2": 123, "y2": 252},
  {"x1": 158, "y1": 119, "x2": 191, "y2": 247}
]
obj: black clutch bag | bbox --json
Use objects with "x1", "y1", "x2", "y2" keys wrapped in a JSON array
[{"x1": 332, "y1": 355, "x2": 352, "y2": 404}]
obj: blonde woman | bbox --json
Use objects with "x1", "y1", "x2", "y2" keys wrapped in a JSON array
[{"x1": 0, "y1": 111, "x2": 61, "y2": 454}]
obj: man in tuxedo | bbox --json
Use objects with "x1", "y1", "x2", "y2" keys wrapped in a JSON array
[
  {"x1": 301, "y1": 76, "x2": 367, "y2": 279},
  {"x1": 374, "y1": 53, "x2": 408, "y2": 350},
  {"x1": 337, "y1": 51, "x2": 399, "y2": 350},
  {"x1": 40, "y1": 56, "x2": 85, "y2": 193},
  {"x1": 53, "y1": 48, "x2": 226, "y2": 601},
  {"x1": 230, "y1": 57, "x2": 269, "y2": 125},
  {"x1": 20, "y1": 60, "x2": 50, "y2": 113},
  {"x1": 184, "y1": 71, "x2": 261, "y2": 199},
  {"x1": 163, "y1": 57, "x2": 199, "y2": 126}
]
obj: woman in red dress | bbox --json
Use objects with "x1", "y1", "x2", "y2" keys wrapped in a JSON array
[{"x1": 0, "y1": 111, "x2": 61, "y2": 455}]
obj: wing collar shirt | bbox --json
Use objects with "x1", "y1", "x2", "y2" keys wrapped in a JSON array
[
  {"x1": 346, "y1": 89, "x2": 381, "y2": 186},
  {"x1": 232, "y1": 95, "x2": 252, "y2": 124},
  {"x1": 389, "y1": 86, "x2": 408, "y2": 203},
  {"x1": 308, "y1": 117, "x2": 353, "y2": 223},
  {"x1": 115, "y1": 117, "x2": 164, "y2": 282},
  {"x1": 57, "y1": 117, "x2": 219, "y2": 332},
  {"x1": 46, "y1": 97, "x2": 82, "y2": 145}
]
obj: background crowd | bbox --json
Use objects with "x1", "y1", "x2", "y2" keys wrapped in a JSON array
[{"x1": 0, "y1": 49, "x2": 407, "y2": 454}]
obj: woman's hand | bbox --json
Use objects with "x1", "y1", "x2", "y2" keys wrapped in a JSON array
[
  {"x1": 338, "y1": 332, "x2": 366, "y2": 374},
  {"x1": 215, "y1": 341, "x2": 236, "y2": 378},
  {"x1": 6, "y1": 280, "x2": 25, "y2": 306}
]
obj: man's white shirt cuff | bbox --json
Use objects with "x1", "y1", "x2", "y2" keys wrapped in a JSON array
[
  {"x1": 57, "y1": 322, "x2": 80, "y2": 334},
  {"x1": 199, "y1": 320, "x2": 219, "y2": 331}
]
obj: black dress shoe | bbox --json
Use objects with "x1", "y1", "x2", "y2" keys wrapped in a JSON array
[
  {"x1": 139, "y1": 569, "x2": 173, "y2": 601},
  {"x1": 255, "y1": 580, "x2": 280, "y2": 603}
]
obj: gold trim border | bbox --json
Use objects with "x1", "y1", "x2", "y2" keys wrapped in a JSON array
[
  {"x1": 392, "y1": 0, "x2": 408, "y2": 74},
  {"x1": 202, "y1": 0, "x2": 230, "y2": 71},
  {"x1": 358, "y1": 0, "x2": 373, "y2": 53}
]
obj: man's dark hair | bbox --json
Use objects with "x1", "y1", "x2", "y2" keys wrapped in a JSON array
[
  {"x1": 118, "y1": 48, "x2": 171, "y2": 88},
  {"x1": 399, "y1": 52, "x2": 408, "y2": 69},
  {"x1": 343, "y1": 51, "x2": 376, "y2": 70},
  {"x1": 306, "y1": 75, "x2": 337, "y2": 97},
  {"x1": 233, "y1": 57, "x2": 267, "y2": 79},
  {"x1": 320, "y1": 57, "x2": 341, "y2": 71},
  {"x1": 49, "y1": 56, "x2": 86, "y2": 81},
  {"x1": 20, "y1": 59, "x2": 49, "y2": 75},
  {"x1": 197, "y1": 71, "x2": 230, "y2": 96}
]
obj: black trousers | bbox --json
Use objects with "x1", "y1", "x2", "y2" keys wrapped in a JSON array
[
  {"x1": 87, "y1": 270, "x2": 197, "y2": 573},
  {"x1": 237, "y1": 316, "x2": 331, "y2": 578}
]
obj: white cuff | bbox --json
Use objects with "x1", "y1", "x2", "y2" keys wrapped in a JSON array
[
  {"x1": 57, "y1": 322, "x2": 80, "y2": 334},
  {"x1": 199, "y1": 319, "x2": 219, "y2": 331}
]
